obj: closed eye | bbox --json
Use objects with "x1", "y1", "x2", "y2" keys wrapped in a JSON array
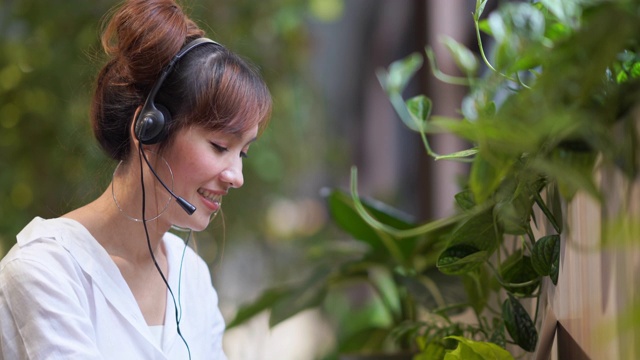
[
  {"x1": 212, "y1": 142, "x2": 248, "y2": 158},
  {"x1": 211, "y1": 142, "x2": 228, "y2": 153}
]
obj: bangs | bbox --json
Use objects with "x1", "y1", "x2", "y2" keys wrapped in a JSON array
[{"x1": 186, "y1": 54, "x2": 272, "y2": 136}]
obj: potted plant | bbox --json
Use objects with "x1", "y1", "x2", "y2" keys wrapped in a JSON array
[{"x1": 228, "y1": 0, "x2": 640, "y2": 358}]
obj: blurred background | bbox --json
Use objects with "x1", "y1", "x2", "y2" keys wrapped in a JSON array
[{"x1": 0, "y1": 0, "x2": 480, "y2": 359}]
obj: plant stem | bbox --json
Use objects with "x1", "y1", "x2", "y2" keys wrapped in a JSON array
[
  {"x1": 350, "y1": 167, "x2": 476, "y2": 238},
  {"x1": 425, "y1": 47, "x2": 472, "y2": 86},
  {"x1": 433, "y1": 302, "x2": 469, "y2": 316},
  {"x1": 474, "y1": 16, "x2": 516, "y2": 82},
  {"x1": 533, "y1": 288, "x2": 542, "y2": 325}
]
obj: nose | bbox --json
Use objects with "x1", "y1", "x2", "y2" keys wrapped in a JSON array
[{"x1": 220, "y1": 158, "x2": 244, "y2": 189}]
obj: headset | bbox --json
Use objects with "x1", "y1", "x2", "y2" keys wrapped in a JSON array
[
  {"x1": 134, "y1": 37, "x2": 220, "y2": 216},
  {"x1": 134, "y1": 37, "x2": 219, "y2": 145}
]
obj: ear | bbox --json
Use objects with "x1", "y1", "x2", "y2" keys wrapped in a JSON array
[{"x1": 129, "y1": 106, "x2": 143, "y2": 149}]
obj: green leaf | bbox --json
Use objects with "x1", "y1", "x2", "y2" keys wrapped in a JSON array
[
  {"x1": 455, "y1": 189, "x2": 476, "y2": 211},
  {"x1": 226, "y1": 286, "x2": 290, "y2": 329},
  {"x1": 502, "y1": 294, "x2": 538, "y2": 352},
  {"x1": 504, "y1": 3, "x2": 546, "y2": 41},
  {"x1": 544, "y1": 20, "x2": 571, "y2": 41},
  {"x1": 499, "y1": 255, "x2": 540, "y2": 296},
  {"x1": 434, "y1": 148, "x2": 478, "y2": 161},
  {"x1": 435, "y1": 207, "x2": 501, "y2": 273},
  {"x1": 269, "y1": 267, "x2": 331, "y2": 327},
  {"x1": 531, "y1": 234, "x2": 560, "y2": 285},
  {"x1": 617, "y1": 71, "x2": 628, "y2": 84},
  {"x1": 338, "y1": 326, "x2": 393, "y2": 354},
  {"x1": 470, "y1": 154, "x2": 512, "y2": 204},
  {"x1": 462, "y1": 265, "x2": 490, "y2": 314},
  {"x1": 487, "y1": 12, "x2": 507, "y2": 44},
  {"x1": 616, "y1": 113, "x2": 640, "y2": 179},
  {"x1": 444, "y1": 336, "x2": 514, "y2": 360},
  {"x1": 429, "y1": 116, "x2": 478, "y2": 143},
  {"x1": 630, "y1": 62, "x2": 640, "y2": 78},
  {"x1": 440, "y1": 35, "x2": 479, "y2": 76},
  {"x1": 447, "y1": 207, "x2": 502, "y2": 252},
  {"x1": 489, "y1": 320, "x2": 507, "y2": 349},
  {"x1": 405, "y1": 95, "x2": 432, "y2": 132},
  {"x1": 396, "y1": 268, "x2": 466, "y2": 314},
  {"x1": 382, "y1": 52, "x2": 423, "y2": 94},
  {"x1": 477, "y1": 18, "x2": 492, "y2": 35},
  {"x1": 474, "y1": 0, "x2": 488, "y2": 21},
  {"x1": 415, "y1": 340, "x2": 447, "y2": 360},
  {"x1": 437, "y1": 245, "x2": 487, "y2": 275},
  {"x1": 539, "y1": 0, "x2": 580, "y2": 28},
  {"x1": 549, "y1": 181, "x2": 563, "y2": 233},
  {"x1": 326, "y1": 188, "x2": 418, "y2": 260},
  {"x1": 533, "y1": 181, "x2": 563, "y2": 234},
  {"x1": 462, "y1": 91, "x2": 496, "y2": 121},
  {"x1": 488, "y1": 3, "x2": 545, "y2": 71},
  {"x1": 493, "y1": 179, "x2": 535, "y2": 235}
]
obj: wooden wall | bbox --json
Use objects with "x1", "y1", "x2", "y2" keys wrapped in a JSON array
[{"x1": 536, "y1": 154, "x2": 640, "y2": 359}]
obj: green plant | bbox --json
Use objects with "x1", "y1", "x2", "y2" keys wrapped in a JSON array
[
  {"x1": 355, "y1": 0, "x2": 640, "y2": 357},
  {"x1": 228, "y1": 0, "x2": 640, "y2": 358},
  {"x1": 227, "y1": 187, "x2": 465, "y2": 356}
]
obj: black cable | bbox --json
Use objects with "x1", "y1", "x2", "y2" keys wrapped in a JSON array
[
  {"x1": 140, "y1": 146, "x2": 195, "y2": 215},
  {"x1": 138, "y1": 145, "x2": 192, "y2": 359}
]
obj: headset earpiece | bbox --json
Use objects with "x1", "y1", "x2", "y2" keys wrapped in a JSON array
[
  {"x1": 135, "y1": 103, "x2": 171, "y2": 145},
  {"x1": 133, "y1": 37, "x2": 219, "y2": 145}
]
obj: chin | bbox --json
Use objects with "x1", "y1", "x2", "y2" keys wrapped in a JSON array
[
  {"x1": 189, "y1": 223, "x2": 209, "y2": 232},
  {"x1": 173, "y1": 213, "x2": 211, "y2": 232}
]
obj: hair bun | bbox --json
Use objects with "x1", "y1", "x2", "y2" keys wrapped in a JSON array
[
  {"x1": 101, "y1": 0, "x2": 204, "y2": 89},
  {"x1": 92, "y1": 0, "x2": 205, "y2": 160}
]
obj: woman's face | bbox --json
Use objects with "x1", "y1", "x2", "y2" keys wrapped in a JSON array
[{"x1": 157, "y1": 124, "x2": 258, "y2": 231}]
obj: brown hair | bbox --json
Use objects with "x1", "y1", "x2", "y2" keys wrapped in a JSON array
[{"x1": 92, "y1": 0, "x2": 272, "y2": 161}]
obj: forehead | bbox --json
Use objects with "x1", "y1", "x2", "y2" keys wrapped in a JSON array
[{"x1": 186, "y1": 123, "x2": 259, "y2": 141}]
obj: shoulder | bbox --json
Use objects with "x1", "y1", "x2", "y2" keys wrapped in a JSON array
[
  {"x1": 0, "y1": 217, "x2": 98, "y2": 300},
  {"x1": 1, "y1": 217, "x2": 82, "y2": 270},
  {"x1": 0, "y1": 218, "x2": 103, "y2": 359},
  {"x1": 0, "y1": 220, "x2": 96, "y2": 339}
]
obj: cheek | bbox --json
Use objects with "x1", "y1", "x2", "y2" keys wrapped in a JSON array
[
  {"x1": 165, "y1": 145, "x2": 203, "y2": 181},
  {"x1": 165, "y1": 137, "x2": 226, "y2": 185},
  {"x1": 174, "y1": 152, "x2": 220, "y2": 184},
  {"x1": 176, "y1": 156, "x2": 206, "y2": 182}
]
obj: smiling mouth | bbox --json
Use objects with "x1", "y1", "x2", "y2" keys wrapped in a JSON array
[{"x1": 197, "y1": 188, "x2": 222, "y2": 203}]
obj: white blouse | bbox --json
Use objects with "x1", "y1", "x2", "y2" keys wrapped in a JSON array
[{"x1": 0, "y1": 217, "x2": 227, "y2": 360}]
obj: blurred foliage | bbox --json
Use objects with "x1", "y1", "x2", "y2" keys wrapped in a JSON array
[
  {"x1": 371, "y1": 0, "x2": 640, "y2": 357},
  {"x1": 0, "y1": 0, "x2": 112, "y2": 252},
  {"x1": 0, "y1": 0, "x2": 339, "y2": 253},
  {"x1": 226, "y1": 0, "x2": 640, "y2": 358}
]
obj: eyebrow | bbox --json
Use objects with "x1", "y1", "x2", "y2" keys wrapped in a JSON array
[
  {"x1": 244, "y1": 137, "x2": 258, "y2": 147},
  {"x1": 223, "y1": 127, "x2": 257, "y2": 145}
]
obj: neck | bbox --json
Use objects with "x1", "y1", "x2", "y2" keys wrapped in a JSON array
[{"x1": 65, "y1": 183, "x2": 172, "y2": 264}]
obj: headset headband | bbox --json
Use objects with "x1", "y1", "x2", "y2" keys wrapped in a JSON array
[{"x1": 135, "y1": 38, "x2": 221, "y2": 144}]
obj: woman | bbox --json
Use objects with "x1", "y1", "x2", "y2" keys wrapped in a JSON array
[{"x1": 0, "y1": 0, "x2": 271, "y2": 359}]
